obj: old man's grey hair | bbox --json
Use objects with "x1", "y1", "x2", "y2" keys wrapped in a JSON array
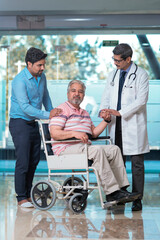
[{"x1": 67, "y1": 80, "x2": 86, "y2": 93}]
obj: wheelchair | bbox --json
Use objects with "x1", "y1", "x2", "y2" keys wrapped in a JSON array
[{"x1": 31, "y1": 120, "x2": 112, "y2": 214}]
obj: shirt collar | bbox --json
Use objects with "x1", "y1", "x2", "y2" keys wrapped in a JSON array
[
  {"x1": 24, "y1": 67, "x2": 33, "y2": 80},
  {"x1": 120, "y1": 62, "x2": 133, "y2": 75}
]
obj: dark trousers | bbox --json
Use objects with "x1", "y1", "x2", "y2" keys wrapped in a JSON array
[
  {"x1": 115, "y1": 117, "x2": 144, "y2": 199},
  {"x1": 9, "y1": 118, "x2": 41, "y2": 202}
]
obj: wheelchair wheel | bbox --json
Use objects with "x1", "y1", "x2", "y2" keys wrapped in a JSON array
[
  {"x1": 62, "y1": 177, "x2": 83, "y2": 202},
  {"x1": 68, "y1": 193, "x2": 87, "y2": 214},
  {"x1": 31, "y1": 180, "x2": 56, "y2": 210}
]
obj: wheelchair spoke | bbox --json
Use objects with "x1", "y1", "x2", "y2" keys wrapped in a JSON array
[
  {"x1": 41, "y1": 195, "x2": 48, "y2": 208},
  {"x1": 41, "y1": 183, "x2": 45, "y2": 192},
  {"x1": 33, "y1": 187, "x2": 42, "y2": 196},
  {"x1": 44, "y1": 185, "x2": 53, "y2": 197}
]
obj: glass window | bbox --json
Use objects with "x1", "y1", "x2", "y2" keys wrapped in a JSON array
[{"x1": 0, "y1": 34, "x2": 160, "y2": 152}]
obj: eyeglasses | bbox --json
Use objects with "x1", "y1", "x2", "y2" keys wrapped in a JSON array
[{"x1": 112, "y1": 56, "x2": 124, "y2": 63}]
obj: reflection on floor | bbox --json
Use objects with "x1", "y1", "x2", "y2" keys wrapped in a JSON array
[{"x1": 0, "y1": 173, "x2": 160, "y2": 240}]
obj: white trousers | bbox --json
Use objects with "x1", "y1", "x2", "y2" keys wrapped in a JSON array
[{"x1": 60, "y1": 143, "x2": 129, "y2": 195}]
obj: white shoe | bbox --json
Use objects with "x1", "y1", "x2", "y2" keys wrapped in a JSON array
[
  {"x1": 18, "y1": 207, "x2": 34, "y2": 213},
  {"x1": 19, "y1": 201, "x2": 34, "y2": 208}
]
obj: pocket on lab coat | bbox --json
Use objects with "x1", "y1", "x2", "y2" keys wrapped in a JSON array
[{"x1": 122, "y1": 87, "x2": 135, "y2": 105}]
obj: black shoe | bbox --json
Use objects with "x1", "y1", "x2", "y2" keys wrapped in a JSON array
[
  {"x1": 106, "y1": 190, "x2": 141, "y2": 205},
  {"x1": 120, "y1": 189, "x2": 141, "y2": 203},
  {"x1": 117, "y1": 202, "x2": 125, "y2": 206},
  {"x1": 106, "y1": 190, "x2": 129, "y2": 204},
  {"x1": 132, "y1": 199, "x2": 142, "y2": 211}
]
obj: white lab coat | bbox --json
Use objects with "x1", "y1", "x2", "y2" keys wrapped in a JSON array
[{"x1": 100, "y1": 62, "x2": 150, "y2": 155}]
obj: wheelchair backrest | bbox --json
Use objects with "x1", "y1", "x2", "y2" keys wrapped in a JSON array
[{"x1": 41, "y1": 123, "x2": 53, "y2": 156}]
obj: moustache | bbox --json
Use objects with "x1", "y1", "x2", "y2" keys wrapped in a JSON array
[{"x1": 73, "y1": 96, "x2": 80, "y2": 99}]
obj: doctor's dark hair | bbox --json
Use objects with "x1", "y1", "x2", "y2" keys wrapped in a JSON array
[
  {"x1": 67, "y1": 80, "x2": 86, "y2": 93},
  {"x1": 25, "y1": 47, "x2": 47, "y2": 65},
  {"x1": 113, "y1": 43, "x2": 133, "y2": 60}
]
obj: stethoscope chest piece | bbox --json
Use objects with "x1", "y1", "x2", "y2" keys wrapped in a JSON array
[{"x1": 110, "y1": 81, "x2": 114, "y2": 86}]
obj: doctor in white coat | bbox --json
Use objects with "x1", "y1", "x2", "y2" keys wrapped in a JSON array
[{"x1": 100, "y1": 43, "x2": 150, "y2": 211}]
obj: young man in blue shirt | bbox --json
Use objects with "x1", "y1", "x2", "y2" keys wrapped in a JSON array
[{"x1": 9, "y1": 47, "x2": 61, "y2": 208}]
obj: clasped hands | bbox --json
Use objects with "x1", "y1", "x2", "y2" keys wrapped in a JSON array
[{"x1": 100, "y1": 108, "x2": 121, "y2": 121}]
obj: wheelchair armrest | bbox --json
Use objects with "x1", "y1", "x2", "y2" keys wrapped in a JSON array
[
  {"x1": 91, "y1": 136, "x2": 110, "y2": 140},
  {"x1": 87, "y1": 133, "x2": 110, "y2": 141},
  {"x1": 46, "y1": 136, "x2": 110, "y2": 144},
  {"x1": 46, "y1": 138, "x2": 82, "y2": 144}
]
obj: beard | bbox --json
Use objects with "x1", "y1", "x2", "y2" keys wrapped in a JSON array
[
  {"x1": 37, "y1": 70, "x2": 43, "y2": 76},
  {"x1": 70, "y1": 97, "x2": 83, "y2": 105}
]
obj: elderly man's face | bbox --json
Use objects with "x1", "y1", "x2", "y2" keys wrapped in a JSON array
[{"x1": 67, "y1": 83, "x2": 85, "y2": 107}]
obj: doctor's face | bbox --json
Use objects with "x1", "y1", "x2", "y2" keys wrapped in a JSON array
[{"x1": 113, "y1": 54, "x2": 131, "y2": 70}]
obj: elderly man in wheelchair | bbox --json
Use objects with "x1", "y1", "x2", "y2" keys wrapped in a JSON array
[
  {"x1": 31, "y1": 80, "x2": 140, "y2": 213},
  {"x1": 47, "y1": 80, "x2": 140, "y2": 207}
]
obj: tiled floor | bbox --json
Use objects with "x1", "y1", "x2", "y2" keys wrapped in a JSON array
[{"x1": 0, "y1": 173, "x2": 160, "y2": 240}]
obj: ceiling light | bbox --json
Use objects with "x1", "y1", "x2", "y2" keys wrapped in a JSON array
[
  {"x1": 142, "y1": 43, "x2": 150, "y2": 46},
  {"x1": 65, "y1": 18, "x2": 91, "y2": 21}
]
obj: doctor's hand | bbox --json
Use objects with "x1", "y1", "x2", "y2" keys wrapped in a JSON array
[
  {"x1": 49, "y1": 108, "x2": 62, "y2": 118},
  {"x1": 100, "y1": 109, "x2": 111, "y2": 122},
  {"x1": 107, "y1": 109, "x2": 121, "y2": 117}
]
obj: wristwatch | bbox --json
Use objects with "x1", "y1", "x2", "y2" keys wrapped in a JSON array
[{"x1": 104, "y1": 119, "x2": 111, "y2": 123}]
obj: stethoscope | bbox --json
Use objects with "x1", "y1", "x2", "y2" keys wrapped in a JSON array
[{"x1": 110, "y1": 64, "x2": 138, "y2": 87}]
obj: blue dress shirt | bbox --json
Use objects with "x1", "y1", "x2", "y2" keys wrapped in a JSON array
[{"x1": 10, "y1": 67, "x2": 53, "y2": 120}]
